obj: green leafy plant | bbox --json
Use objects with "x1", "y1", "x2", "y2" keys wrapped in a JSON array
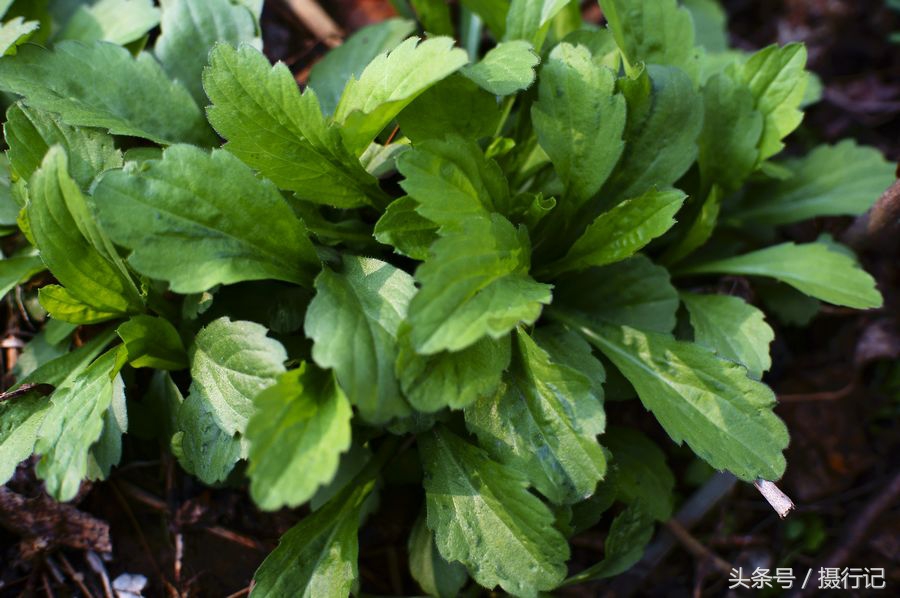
[{"x1": 0, "y1": 0, "x2": 893, "y2": 595}]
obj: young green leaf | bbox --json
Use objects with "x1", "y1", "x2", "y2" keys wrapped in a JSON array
[
  {"x1": 398, "y1": 136, "x2": 510, "y2": 227},
  {"x1": 660, "y1": 185, "x2": 722, "y2": 264},
  {"x1": 4, "y1": 103, "x2": 123, "y2": 189},
  {"x1": 117, "y1": 315, "x2": 189, "y2": 370},
  {"x1": 171, "y1": 390, "x2": 242, "y2": 484},
  {"x1": 397, "y1": 75, "x2": 502, "y2": 142},
  {"x1": 551, "y1": 188, "x2": 686, "y2": 274},
  {"x1": 678, "y1": 242, "x2": 883, "y2": 309},
  {"x1": 697, "y1": 72, "x2": 763, "y2": 191},
  {"x1": 186, "y1": 317, "x2": 287, "y2": 437},
  {"x1": 420, "y1": 426, "x2": 569, "y2": 597},
  {"x1": 601, "y1": 0, "x2": 700, "y2": 81},
  {"x1": 93, "y1": 145, "x2": 320, "y2": 294},
  {"x1": 409, "y1": 511, "x2": 469, "y2": 598},
  {"x1": 601, "y1": 65, "x2": 703, "y2": 202},
  {"x1": 396, "y1": 329, "x2": 511, "y2": 412},
  {"x1": 251, "y1": 480, "x2": 374, "y2": 598},
  {"x1": 458, "y1": 0, "x2": 510, "y2": 39},
  {"x1": 739, "y1": 43, "x2": 809, "y2": 161},
  {"x1": 309, "y1": 18, "x2": 417, "y2": 115},
  {"x1": 407, "y1": 214, "x2": 552, "y2": 354},
  {"x1": 465, "y1": 330, "x2": 606, "y2": 505},
  {"x1": 28, "y1": 147, "x2": 143, "y2": 321},
  {"x1": 34, "y1": 348, "x2": 125, "y2": 501},
  {"x1": 604, "y1": 427, "x2": 674, "y2": 521},
  {"x1": 565, "y1": 505, "x2": 654, "y2": 584},
  {"x1": 682, "y1": 0, "x2": 728, "y2": 53},
  {"x1": 532, "y1": 42, "x2": 626, "y2": 206},
  {"x1": 554, "y1": 255, "x2": 679, "y2": 334},
  {"x1": 732, "y1": 141, "x2": 895, "y2": 225},
  {"x1": 461, "y1": 40, "x2": 539, "y2": 96},
  {"x1": 374, "y1": 196, "x2": 438, "y2": 260},
  {"x1": 0, "y1": 254, "x2": 44, "y2": 299},
  {"x1": 204, "y1": 44, "x2": 385, "y2": 209},
  {"x1": 334, "y1": 36, "x2": 469, "y2": 155},
  {"x1": 0, "y1": 41, "x2": 214, "y2": 145},
  {"x1": 59, "y1": 0, "x2": 160, "y2": 46},
  {"x1": 38, "y1": 285, "x2": 126, "y2": 325},
  {"x1": 504, "y1": 0, "x2": 569, "y2": 48},
  {"x1": 571, "y1": 321, "x2": 788, "y2": 482},
  {"x1": 156, "y1": 0, "x2": 259, "y2": 105},
  {"x1": 0, "y1": 394, "x2": 49, "y2": 486},
  {"x1": 0, "y1": 16, "x2": 38, "y2": 55},
  {"x1": 305, "y1": 256, "x2": 416, "y2": 423},
  {"x1": 246, "y1": 365, "x2": 353, "y2": 510},
  {"x1": 681, "y1": 292, "x2": 774, "y2": 379}
]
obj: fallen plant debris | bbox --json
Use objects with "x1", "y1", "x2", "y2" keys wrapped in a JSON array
[{"x1": 0, "y1": 0, "x2": 897, "y2": 596}]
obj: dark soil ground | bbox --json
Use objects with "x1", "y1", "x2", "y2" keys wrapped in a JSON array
[{"x1": 1, "y1": 1, "x2": 898, "y2": 597}]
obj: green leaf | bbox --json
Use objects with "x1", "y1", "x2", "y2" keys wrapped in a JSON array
[
  {"x1": 398, "y1": 136, "x2": 510, "y2": 227},
  {"x1": 17, "y1": 327, "x2": 118, "y2": 389},
  {"x1": 204, "y1": 44, "x2": 384, "y2": 209},
  {"x1": 697, "y1": 71, "x2": 763, "y2": 191},
  {"x1": 0, "y1": 254, "x2": 44, "y2": 299},
  {"x1": 251, "y1": 480, "x2": 373, "y2": 598},
  {"x1": 186, "y1": 317, "x2": 287, "y2": 437},
  {"x1": 604, "y1": 427, "x2": 674, "y2": 520},
  {"x1": 305, "y1": 256, "x2": 415, "y2": 423},
  {"x1": 601, "y1": 65, "x2": 703, "y2": 202},
  {"x1": 733, "y1": 141, "x2": 896, "y2": 225},
  {"x1": 374, "y1": 196, "x2": 438, "y2": 260},
  {"x1": 94, "y1": 145, "x2": 320, "y2": 294},
  {"x1": 4, "y1": 102, "x2": 123, "y2": 189},
  {"x1": 504, "y1": 0, "x2": 569, "y2": 48},
  {"x1": 397, "y1": 330, "x2": 510, "y2": 412},
  {"x1": 28, "y1": 147, "x2": 143, "y2": 320},
  {"x1": 38, "y1": 285, "x2": 124, "y2": 325},
  {"x1": 334, "y1": 36, "x2": 469, "y2": 155},
  {"x1": 565, "y1": 505, "x2": 654, "y2": 584},
  {"x1": 681, "y1": 292, "x2": 774, "y2": 379},
  {"x1": 409, "y1": 511, "x2": 469, "y2": 598},
  {"x1": 554, "y1": 255, "x2": 679, "y2": 333},
  {"x1": 34, "y1": 348, "x2": 124, "y2": 500},
  {"x1": 601, "y1": 0, "x2": 700, "y2": 81},
  {"x1": 533, "y1": 325, "x2": 606, "y2": 394},
  {"x1": 59, "y1": 0, "x2": 160, "y2": 46},
  {"x1": 0, "y1": 394, "x2": 50, "y2": 485},
  {"x1": 682, "y1": 0, "x2": 728, "y2": 52},
  {"x1": 462, "y1": 40, "x2": 539, "y2": 95},
  {"x1": 117, "y1": 314, "x2": 189, "y2": 370},
  {"x1": 0, "y1": 41, "x2": 214, "y2": 146},
  {"x1": 660, "y1": 185, "x2": 722, "y2": 264},
  {"x1": 309, "y1": 18, "x2": 417, "y2": 115},
  {"x1": 172, "y1": 389, "x2": 242, "y2": 484},
  {"x1": 0, "y1": 16, "x2": 38, "y2": 55},
  {"x1": 246, "y1": 365, "x2": 353, "y2": 510},
  {"x1": 156, "y1": 0, "x2": 259, "y2": 105},
  {"x1": 421, "y1": 427, "x2": 569, "y2": 597},
  {"x1": 571, "y1": 320, "x2": 789, "y2": 481},
  {"x1": 678, "y1": 242, "x2": 883, "y2": 309},
  {"x1": 552, "y1": 188, "x2": 685, "y2": 274},
  {"x1": 397, "y1": 75, "x2": 502, "y2": 142},
  {"x1": 410, "y1": 0, "x2": 454, "y2": 36},
  {"x1": 408, "y1": 214, "x2": 552, "y2": 354},
  {"x1": 465, "y1": 330, "x2": 606, "y2": 505},
  {"x1": 532, "y1": 42, "x2": 626, "y2": 206},
  {"x1": 739, "y1": 43, "x2": 809, "y2": 161},
  {"x1": 458, "y1": 0, "x2": 510, "y2": 39}
]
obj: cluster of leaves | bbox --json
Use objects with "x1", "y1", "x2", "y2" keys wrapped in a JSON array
[{"x1": 0, "y1": 0, "x2": 893, "y2": 595}]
